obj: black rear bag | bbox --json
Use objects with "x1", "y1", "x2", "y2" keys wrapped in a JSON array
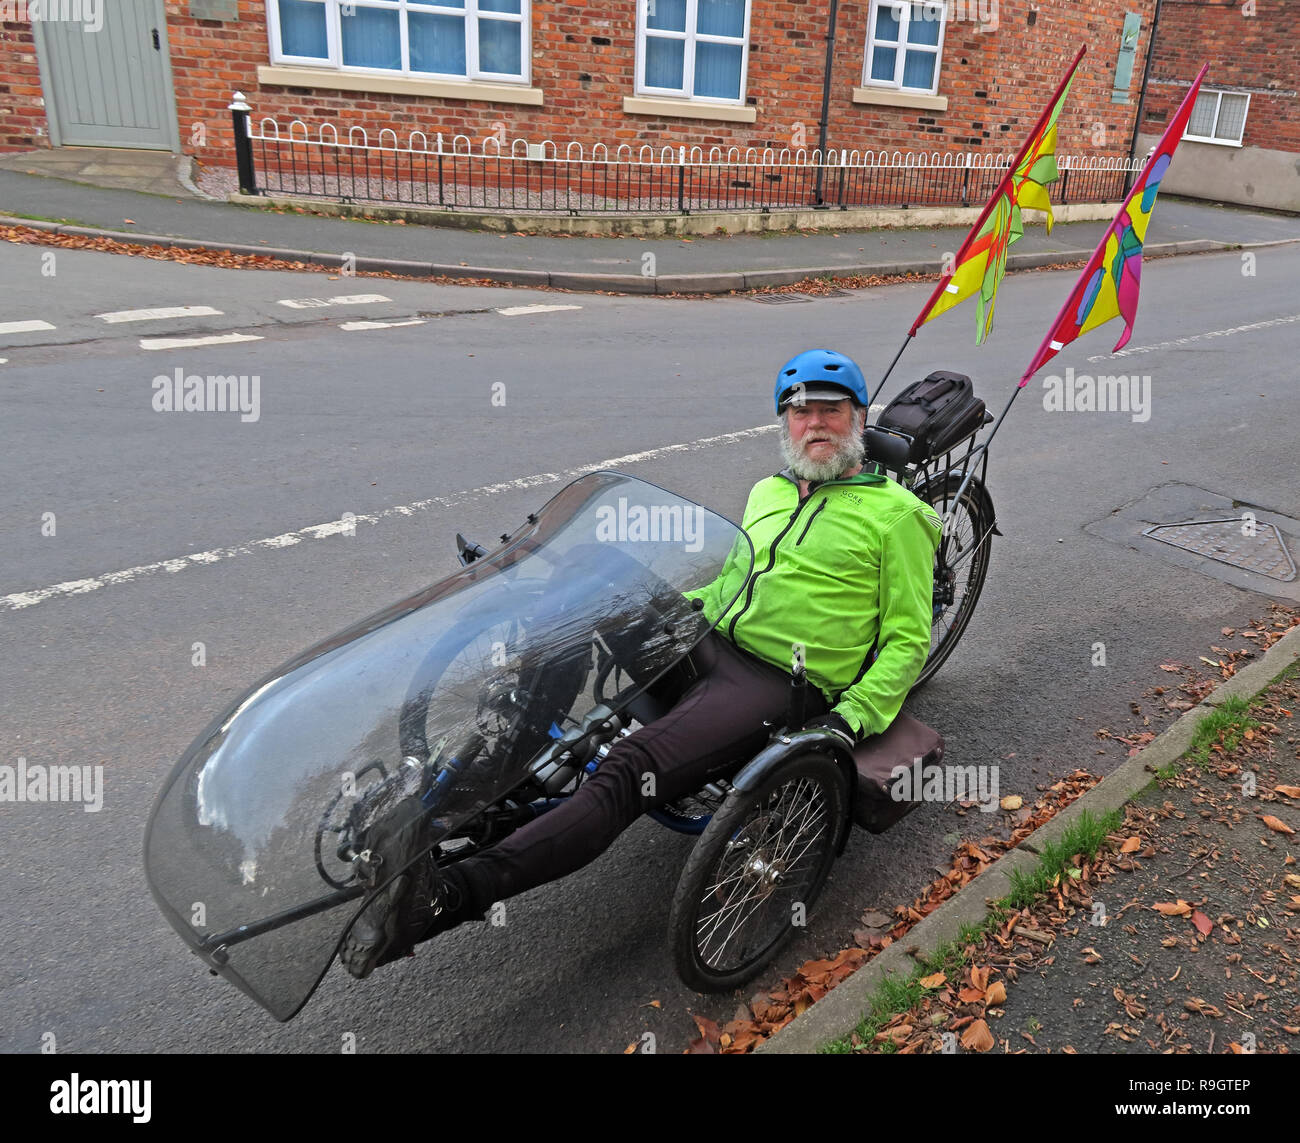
[{"x1": 876, "y1": 371, "x2": 986, "y2": 464}]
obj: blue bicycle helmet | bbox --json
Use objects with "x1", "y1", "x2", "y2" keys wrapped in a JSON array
[{"x1": 774, "y1": 349, "x2": 869, "y2": 413}]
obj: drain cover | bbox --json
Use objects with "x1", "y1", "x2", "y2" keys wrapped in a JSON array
[{"x1": 1144, "y1": 518, "x2": 1297, "y2": 582}]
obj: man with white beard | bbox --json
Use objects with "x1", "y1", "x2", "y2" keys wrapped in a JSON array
[{"x1": 340, "y1": 348, "x2": 943, "y2": 980}]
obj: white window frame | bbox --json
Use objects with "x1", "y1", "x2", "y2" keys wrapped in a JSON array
[
  {"x1": 634, "y1": 0, "x2": 752, "y2": 106},
  {"x1": 265, "y1": 0, "x2": 531, "y2": 85},
  {"x1": 1183, "y1": 88, "x2": 1250, "y2": 148},
  {"x1": 862, "y1": 0, "x2": 947, "y2": 97}
]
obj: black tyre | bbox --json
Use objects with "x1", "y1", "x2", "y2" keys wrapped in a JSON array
[
  {"x1": 911, "y1": 471, "x2": 994, "y2": 691},
  {"x1": 669, "y1": 752, "x2": 848, "y2": 993}
]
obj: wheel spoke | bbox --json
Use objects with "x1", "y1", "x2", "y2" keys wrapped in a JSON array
[
  {"x1": 916, "y1": 476, "x2": 992, "y2": 687},
  {"x1": 692, "y1": 775, "x2": 832, "y2": 971}
]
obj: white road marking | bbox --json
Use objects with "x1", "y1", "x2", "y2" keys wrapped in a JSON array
[
  {"x1": 139, "y1": 333, "x2": 264, "y2": 351},
  {"x1": 338, "y1": 319, "x2": 426, "y2": 331},
  {"x1": 0, "y1": 358, "x2": 7, "y2": 365},
  {"x1": 2, "y1": 424, "x2": 780, "y2": 612},
  {"x1": 495, "y1": 304, "x2": 584, "y2": 316},
  {"x1": 1086, "y1": 313, "x2": 1300, "y2": 362},
  {"x1": 96, "y1": 306, "x2": 224, "y2": 323},
  {"x1": 277, "y1": 294, "x2": 392, "y2": 309},
  {"x1": 0, "y1": 320, "x2": 56, "y2": 334}
]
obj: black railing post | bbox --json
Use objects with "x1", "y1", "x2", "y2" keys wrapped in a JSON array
[
  {"x1": 1058, "y1": 164, "x2": 1071, "y2": 205},
  {"x1": 677, "y1": 148, "x2": 686, "y2": 214},
  {"x1": 436, "y1": 133, "x2": 445, "y2": 206},
  {"x1": 229, "y1": 91, "x2": 257, "y2": 195}
]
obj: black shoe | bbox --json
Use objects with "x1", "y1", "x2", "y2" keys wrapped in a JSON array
[
  {"x1": 340, "y1": 796, "x2": 437, "y2": 980},
  {"x1": 340, "y1": 798, "x2": 481, "y2": 980}
]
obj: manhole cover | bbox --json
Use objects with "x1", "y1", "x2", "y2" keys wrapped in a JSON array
[
  {"x1": 751, "y1": 293, "x2": 812, "y2": 304},
  {"x1": 1143, "y1": 519, "x2": 1297, "y2": 582}
]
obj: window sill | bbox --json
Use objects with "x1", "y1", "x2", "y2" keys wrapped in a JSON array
[
  {"x1": 257, "y1": 65, "x2": 543, "y2": 105},
  {"x1": 623, "y1": 95, "x2": 757, "y2": 123},
  {"x1": 1182, "y1": 134, "x2": 1244, "y2": 149},
  {"x1": 852, "y1": 87, "x2": 948, "y2": 112}
]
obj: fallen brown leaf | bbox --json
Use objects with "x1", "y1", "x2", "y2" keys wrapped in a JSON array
[
  {"x1": 1184, "y1": 998, "x2": 1224, "y2": 1018},
  {"x1": 919, "y1": 972, "x2": 947, "y2": 989},
  {"x1": 1191, "y1": 910, "x2": 1213, "y2": 937},
  {"x1": 960, "y1": 1018, "x2": 995, "y2": 1052},
  {"x1": 1153, "y1": 900, "x2": 1193, "y2": 916},
  {"x1": 1259, "y1": 814, "x2": 1295, "y2": 836}
]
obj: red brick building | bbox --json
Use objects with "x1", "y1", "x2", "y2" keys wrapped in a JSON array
[
  {"x1": 1, "y1": 1, "x2": 1163, "y2": 176},
  {"x1": 1137, "y1": 0, "x2": 1299, "y2": 212}
]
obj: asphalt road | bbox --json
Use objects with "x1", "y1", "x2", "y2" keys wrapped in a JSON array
[{"x1": 2, "y1": 238, "x2": 1299, "y2": 1053}]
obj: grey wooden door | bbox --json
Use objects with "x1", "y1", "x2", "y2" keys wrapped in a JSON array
[{"x1": 35, "y1": 0, "x2": 178, "y2": 150}]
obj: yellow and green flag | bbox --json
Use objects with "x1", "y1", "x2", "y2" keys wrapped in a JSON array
[{"x1": 910, "y1": 44, "x2": 1087, "y2": 344}]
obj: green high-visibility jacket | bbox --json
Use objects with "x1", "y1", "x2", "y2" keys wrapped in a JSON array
[{"x1": 685, "y1": 469, "x2": 942, "y2": 739}]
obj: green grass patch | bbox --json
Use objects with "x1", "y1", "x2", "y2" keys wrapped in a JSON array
[
  {"x1": 1188, "y1": 695, "x2": 1260, "y2": 771},
  {"x1": 4, "y1": 211, "x2": 90, "y2": 227},
  {"x1": 1005, "y1": 808, "x2": 1120, "y2": 909},
  {"x1": 820, "y1": 913, "x2": 1002, "y2": 1054}
]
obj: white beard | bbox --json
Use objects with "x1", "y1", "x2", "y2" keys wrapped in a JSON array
[{"x1": 779, "y1": 411, "x2": 866, "y2": 483}]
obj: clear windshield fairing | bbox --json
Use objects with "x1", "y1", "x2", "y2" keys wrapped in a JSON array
[{"x1": 144, "y1": 471, "x2": 753, "y2": 1020}]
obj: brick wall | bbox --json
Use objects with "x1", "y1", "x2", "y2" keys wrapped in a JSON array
[
  {"x1": 0, "y1": 18, "x2": 44, "y2": 149},
  {"x1": 1, "y1": 1, "x2": 1156, "y2": 168},
  {"x1": 1141, "y1": 0, "x2": 1299, "y2": 153}
]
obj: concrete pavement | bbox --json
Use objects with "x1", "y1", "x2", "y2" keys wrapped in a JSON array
[{"x1": 1, "y1": 153, "x2": 1297, "y2": 294}]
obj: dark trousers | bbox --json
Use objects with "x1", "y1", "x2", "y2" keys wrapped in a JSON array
[{"x1": 455, "y1": 630, "x2": 828, "y2": 911}]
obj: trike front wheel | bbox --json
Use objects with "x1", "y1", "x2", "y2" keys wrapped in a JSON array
[{"x1": 669, "y1": 752, "x2": 847, "y2": 993}]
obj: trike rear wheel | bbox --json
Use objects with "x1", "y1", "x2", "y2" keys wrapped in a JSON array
[
  {"x1": 669, "y1": 752, "x2": 847, "y2": 993},
  {"x1": 911, "y1": 471, "x2": 994, "y2": 691}
]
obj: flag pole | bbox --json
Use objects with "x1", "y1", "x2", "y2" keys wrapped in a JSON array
[
  {"x1": 868, "y1": 330, "x2": 914, "y2": 407},
  {"x1": 935, "y1": 382, "x2": 1021, "y2": 533}
]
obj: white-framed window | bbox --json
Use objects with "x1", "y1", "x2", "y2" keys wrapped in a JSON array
[
  {"x1": 1184, "y1": 88, "x2": 1250, "y2": 147},
  {"x1": 266, "y1": 0, "x2": 530, "y2": 83},
  {"x1": 862, "y1": 0, "x2": 946, "y2": 96},
  {"x1": 635, "y1": 0, "x2": 752, "y2": 104}
]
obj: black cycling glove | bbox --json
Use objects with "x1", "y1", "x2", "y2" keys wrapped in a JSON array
[{"x1": 803, "y1": 711, "x2": 858, "y2": 750}]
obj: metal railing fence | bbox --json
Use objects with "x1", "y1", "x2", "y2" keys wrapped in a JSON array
[{"x1": 229, "y1": 96, "x2": 1144, "y2": 216}]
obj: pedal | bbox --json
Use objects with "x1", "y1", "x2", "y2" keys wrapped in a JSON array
[{"x1": 353, "y1": 848, "x2": 383, "y2": 888}]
